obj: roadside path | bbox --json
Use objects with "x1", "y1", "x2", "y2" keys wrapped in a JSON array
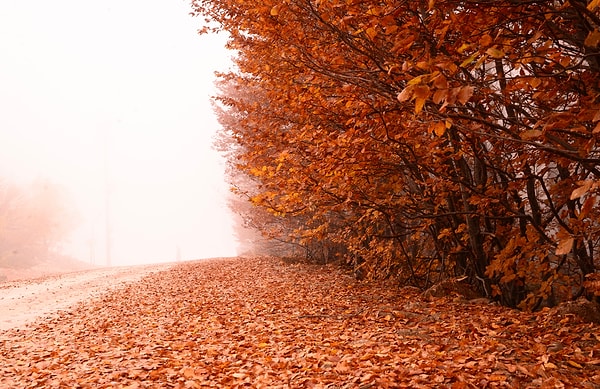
[{"x1": 0, "y1": 263, "x2": 174, "y2": 331}]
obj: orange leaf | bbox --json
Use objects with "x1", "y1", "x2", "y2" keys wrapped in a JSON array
[
  {"x1": 414, "y1": 97, "x2": 426, "y2": 114},
  {"x1": 556, "y1": 237, "x2": 574, "y2": 256},
  {"x1": 334, "y1": 362, "x2": 351, "y2": 373},
  {"x1": 397, "y1": 86, "x2": 414, "y2": 102},
  {"x1": 479, "y1": 34, "x2": 493, "y2": 47},
  {"x1": 528, "y1": 77, "x2": 542, "y2": 88},
  {"x1": 588, "y1": 0, "x2": 600, "y2": 11},
  {"x1": 521, "y1": 130, "x2": 543, "y2": 140},
  {"x1": 413, "y1": 85, "x2": 431, "y2": 99},
  {"x1": 579, "y1": 195, "x2": 597, "y2": 219},
  {"x1": 486, "y1": 47, "x2": 505, "y2": 58},
  {"x1": 182, "y1": 367, "x2": 196, "y2": 379},
  {"x1": 585, "y1": 31, "x2": 600, "y2": 48},
  {"x1": 407, "y1": 74, "x2": 427, "y2": 85},
  {"x1": 456, "y1": 86, "x2": 474, "y2": 104},
  {"x1": 431, "y1": 121, "x2": 447, "y2": 137},
  {"x1": 488, "y1": 374, "x2": 506, "y2": 381},
  {"x1": 432, "y1": 74, "x2": 448, "y2": 89},
  {"x1": 460, "y1": 53, "x2": 478, "y2": 67},
  {"x1": 432, "y1": 89, "x2": 448, "y2": 104},
  {"x1": 366, "y1": 27, "x2": 377, "y2": 40},
  {"x1": 416, "y1": 61, "x2": 430, "y2": 70},
  {"x1": 570, "y1": 180, "x2": 593, "y2": 200}
]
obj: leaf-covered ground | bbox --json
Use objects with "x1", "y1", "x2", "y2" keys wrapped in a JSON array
[{"x1": 1, "y1": 257, "x2": 598, "y2": 388}]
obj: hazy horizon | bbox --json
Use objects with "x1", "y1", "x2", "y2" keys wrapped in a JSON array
[{"x1": 0, "y1": 0, "x2": 239, "y2": 267}]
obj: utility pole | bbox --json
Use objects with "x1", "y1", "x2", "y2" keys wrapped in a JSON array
[
  {"x1": 89, "y1": 223, "x2": 96, "y2": 265},
  {"x1": 103, "y1": 128, "x2": 112, "y2": 267}
]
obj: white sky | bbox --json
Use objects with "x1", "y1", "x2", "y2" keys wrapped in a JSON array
[{"x1": 0, "y1": 0, "x2": 238, "y2": 265}]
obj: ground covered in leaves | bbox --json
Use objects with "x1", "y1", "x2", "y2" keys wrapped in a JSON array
[{"x1": 1, "y1": 257, "x2": 599, "y2": 388}]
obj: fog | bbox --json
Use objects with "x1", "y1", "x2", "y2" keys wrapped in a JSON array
[{"x1": 0, "y1": 1, "x2": 238, "y2": 267}]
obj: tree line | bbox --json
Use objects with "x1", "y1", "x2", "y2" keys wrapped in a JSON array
[{"x1": 194, "y1": 0, "x2": 600, "y2": 309}]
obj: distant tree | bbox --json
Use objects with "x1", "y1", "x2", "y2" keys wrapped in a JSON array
[{"x1": 0, "y1": 178, "x2": 78, "y2": 268}]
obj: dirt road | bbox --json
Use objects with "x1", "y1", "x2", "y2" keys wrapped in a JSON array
[{"x1": 0, "y1": 263, "x2": 174, "y2": 331}]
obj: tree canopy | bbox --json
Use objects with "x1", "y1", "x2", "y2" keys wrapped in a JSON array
[{"x1": 194, "y1": 0, "x2": 600, "y2": 309}]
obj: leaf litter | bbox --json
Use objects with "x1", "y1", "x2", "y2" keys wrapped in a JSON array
[{"x1": 0, "y1": 257, "x2": 598, "y2": 388}]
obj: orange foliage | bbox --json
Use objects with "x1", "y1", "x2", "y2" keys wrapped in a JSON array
[{"x1": 194, "y1": 0, "x2": 600, "y2": 309}]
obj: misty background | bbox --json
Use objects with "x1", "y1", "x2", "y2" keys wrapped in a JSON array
[{"x1": 0, "y1": 0, "x2": 237, "y2": 268}]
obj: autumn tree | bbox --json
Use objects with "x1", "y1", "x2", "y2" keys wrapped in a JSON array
[
  {"x1": 215, "y1": 79, "x2": 344, "y2": 262},
  {"x1": 0, "y1": 178, "x2": 78, "y2": 269},
  {"x1": 195, "y1": 0, "x2": 600, "y2": 309}
]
